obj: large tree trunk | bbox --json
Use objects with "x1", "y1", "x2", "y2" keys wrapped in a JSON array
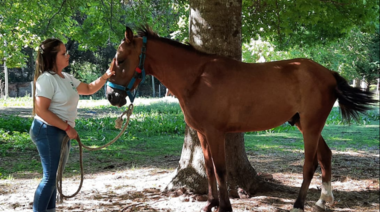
[
  {"x1": 366, "y1": 82, "x2": 371, "y2": 92},
  {"x1": 166, "y1": 0, "x2": 260, "y2": 197},
  {"x1": 166, "y1": 125, "x2": 208, "y2": 194}
]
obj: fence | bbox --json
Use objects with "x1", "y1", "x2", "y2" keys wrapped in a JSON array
[{"x1": 5, "y1": 82, "x2": 33, "y2": 97}]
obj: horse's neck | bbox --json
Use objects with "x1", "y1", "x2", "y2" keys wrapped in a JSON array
[{"x1": 145, "y1": 40, "x2": 207, "y2": 98}]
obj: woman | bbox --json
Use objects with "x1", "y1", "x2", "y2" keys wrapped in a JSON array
[{"x1": 30, "y1": 38, "x2": 115, "y2": 212}]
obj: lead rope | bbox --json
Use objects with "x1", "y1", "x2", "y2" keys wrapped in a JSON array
[{"x1": 56, "y1": 103, "x2": 134, "y2": 202}]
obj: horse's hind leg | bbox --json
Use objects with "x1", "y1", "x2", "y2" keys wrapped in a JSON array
[
  {"x1": 291, "y1": 121, "x2": 321, "y2": 212},
  {"x1": 197, "y1": 132, "x2": 219, "y2": 212},
  {"x1": 315, "y1": 136, "x2": 334, "y2": 210}
]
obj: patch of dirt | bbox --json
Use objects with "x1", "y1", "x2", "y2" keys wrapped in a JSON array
[{"x1": 1, "y1": 148, "x2": 379, "y2": 212}]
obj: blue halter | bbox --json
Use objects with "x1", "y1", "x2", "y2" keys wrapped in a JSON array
[{"x1": 107, "y1": 36, "x2": 147, "y2": 103}]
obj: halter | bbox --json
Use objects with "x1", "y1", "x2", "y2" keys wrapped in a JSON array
[{"x1": 107, "y1": 36, "x2": 147, "y2": 103}]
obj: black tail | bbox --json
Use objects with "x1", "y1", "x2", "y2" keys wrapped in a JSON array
[{"x1": 332, "y1": 72, "x2": 378, "y2": 123}]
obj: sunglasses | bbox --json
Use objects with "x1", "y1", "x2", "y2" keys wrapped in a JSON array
[{"x1": 64, "y1": 50, "x2": 69, "y2": 58}]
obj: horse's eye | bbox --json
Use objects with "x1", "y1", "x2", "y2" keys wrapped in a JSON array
[{"x1": 118, "y1": 60, "x2": 125, "y2": 64}]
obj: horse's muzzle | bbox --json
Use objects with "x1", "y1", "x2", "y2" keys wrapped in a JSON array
[{"x1": 106, "y1": 87, "x2": 127, "y2": 107}]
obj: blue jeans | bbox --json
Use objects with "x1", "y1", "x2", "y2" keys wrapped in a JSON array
[{"x1": 30, "y1": 118, "x2": 71, "y2": 212}]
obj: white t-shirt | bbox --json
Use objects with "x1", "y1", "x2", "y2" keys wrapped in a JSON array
[{"x1": 35, "y1": 71, "x2": 81, "y2": 127}]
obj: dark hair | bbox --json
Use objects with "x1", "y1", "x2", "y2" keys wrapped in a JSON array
[
  {"x1": 35, "y1": 38, "x2": 63, "y2": 76},
  {"x1": 33, "y1": 38, "x2": 63, "y2": 116}
]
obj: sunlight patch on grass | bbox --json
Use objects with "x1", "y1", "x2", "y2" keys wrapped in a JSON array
[{"x1": 0, "y1": 96, "x2": 33, "y2": 107}]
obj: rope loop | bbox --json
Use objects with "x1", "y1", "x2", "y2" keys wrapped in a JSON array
[{"x1": 57, "y1": 103, "x2": 134, "y2": 201}]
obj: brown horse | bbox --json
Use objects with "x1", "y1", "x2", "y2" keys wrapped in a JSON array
[{"x1": 106, "y1": 26, "x2": 377, "y2": 212}]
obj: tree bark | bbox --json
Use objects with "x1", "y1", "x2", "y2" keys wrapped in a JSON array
[
  {"x1": 3, "y1": 40, "x2": 8, "y2": 99},
  {"x1": 4, "y1": 59, "x2": 8, "y2": 100},
  {"x1": 166, "y1": 125, "x2": 208, "y2": 194},
  {"x1": 366, "y1": 82, "x2": 371, "y2": 92},
  {"x1": 166, "y1": 0, "x2": 260, "y2": 197},
  {"x1": 353, "y1": 78, "x2": 361, "y2": 88}
]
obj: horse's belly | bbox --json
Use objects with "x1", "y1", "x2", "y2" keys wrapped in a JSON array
[{"x1": 226, "y1": 107, "x2": 295, "y2": 132}]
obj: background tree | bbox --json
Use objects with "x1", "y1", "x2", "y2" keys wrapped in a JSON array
[
  {"x1": 242, "y1": 25, "x2": 380, "y2": 87},
  {"x1": 353, "y1": 31, "x2": 380, "y2": 91},
  {"x1": 241, "y1": 0, "x2": 379, "y2": 47},
  {"x1": 167, "y1": 0, "x2": 264, "y2": 197}
]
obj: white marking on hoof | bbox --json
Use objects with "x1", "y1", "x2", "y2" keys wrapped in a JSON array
[
  {"x1": 315, "y1": 199, "x2": 326, "y2": 210},
  {"x1": 290, "y1": 209, "x2": 304, "y2": 212},
  {"x1": 315, "y1": 181, "x2": 334, "y2": 210}
]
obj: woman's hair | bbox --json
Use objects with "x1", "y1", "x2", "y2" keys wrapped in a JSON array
[{"x1": 32, "y1": 38, "x2": 63, "y2": 116}]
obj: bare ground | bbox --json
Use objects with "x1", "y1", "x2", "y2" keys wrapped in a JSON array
[{"x1": 0, "y1": 106, "x2": 379, "y2": 212}]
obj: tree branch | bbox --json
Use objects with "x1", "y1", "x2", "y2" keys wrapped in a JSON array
[
  {"x1": 100, "y1": 0, "x2": 113, "y2": 32},
  {"x1": 275, "y1": 0, "x2": 282, "y2": 44},
  {"x1": 110, "y1": 0, "x2": 113, "y2": 31},
  {"x1": 43, "y1": 0, "x2": 67, "y2": 35}
]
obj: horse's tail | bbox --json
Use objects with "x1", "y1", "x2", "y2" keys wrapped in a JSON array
[{"x1": 332, "y1": 71, "x2": 378, "y2": 123}]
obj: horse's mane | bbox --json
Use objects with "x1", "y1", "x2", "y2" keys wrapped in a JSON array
[{"x1": 136, "y1": 25, "x2": 211, "y2": 56}]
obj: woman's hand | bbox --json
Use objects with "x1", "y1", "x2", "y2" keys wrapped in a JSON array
[
  {"x1": 77, "y1": 58, "x2": 116, "y2": 95},
  {"x1": 66, "y1": 126, "x2": 78, "y2": 139},
  {"x1": 103, "y1": 58, "x2": 116, "y2": 80}
]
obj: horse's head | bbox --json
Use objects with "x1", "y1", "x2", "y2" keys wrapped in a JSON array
[{"x1": 106, "y1": 27, "x2": 144, "y2": 107}]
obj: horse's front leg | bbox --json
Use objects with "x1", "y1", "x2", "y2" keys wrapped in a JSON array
[
  {"x1": 205, "y1": 131, "x2": 232, "y2": 212},
  {"x1": 315, "y1": 136, "x2": 334, "y2": 210},
  {"x1": 197, "y1": 132, "x2": 219, "y2": 212}
]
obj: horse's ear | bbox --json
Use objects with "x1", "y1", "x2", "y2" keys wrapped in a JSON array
[{"x1": 125, "y1": 27, "x2": 134, "y2": 44}]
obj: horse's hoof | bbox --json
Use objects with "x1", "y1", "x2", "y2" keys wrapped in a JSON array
[
  {"x1": 201, "y1": 205, "x2": 214, "y2": 212},
  {"x1": 290, "y1": 209, "x2": 304, "y2": 212},
  {"x1": 216, "y1": 208, "x2": 232, "y2": 212},
  {"x1": 315, "y1": 199, "x2": 326, "y2": 210},
  {"x1": 316, "y1": 193, "x2": 334, "y2": 210},
  {"x1": 201, "y1": 199, "x2": 219, "y2": 212},
  {"x1": 201, "y1": 207, "x2": 214, "y2": 212},
  {"x1": 312, "y1": 204, "x2": 326, "y2": 211}
]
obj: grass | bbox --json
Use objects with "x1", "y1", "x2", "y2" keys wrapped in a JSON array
[
  {"x1": 0, "y1": 97, "x2": 379, "y2": 179},
  {"x1": 244, "y1": 123, "x2": 379, "y2": 154}
]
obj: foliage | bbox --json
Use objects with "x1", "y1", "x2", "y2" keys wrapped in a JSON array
[
  {"x1": 0, "y1": 0, "x2": 189, "y2": 99},
  {"x1": 1, "y1": 0, "x2": 379, "y2": 98},
  {"x1": 242, "y1": 26, "x2": 380, "y2": 81},
  {"x1": 0, "y1": 0, "x2": 187, "y2": 68},
  {"x1": 242, "y1": 0, "x2": 379, "y2": 48},
  {"x1": 2, "y1": 0, "x2": 378, "y2": 67},
  {"x1": 353, "y1": 31, "x2": 380, "y2": 86}
]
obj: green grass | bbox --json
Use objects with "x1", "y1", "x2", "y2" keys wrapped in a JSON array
[
  {"x1": 244, "y1": 122, "x2": 379, "y2": 154},
  {"x1": 0, "y1": 95, "x2": 33, "y2": 107},
  {"x1": 0, "y1": 98, "x2": 379, "y2": 179}
]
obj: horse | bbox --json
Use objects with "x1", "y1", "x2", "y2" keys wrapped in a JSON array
[{"x1": 105, "y1": 26, "x2": 378, "y2": 212}]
